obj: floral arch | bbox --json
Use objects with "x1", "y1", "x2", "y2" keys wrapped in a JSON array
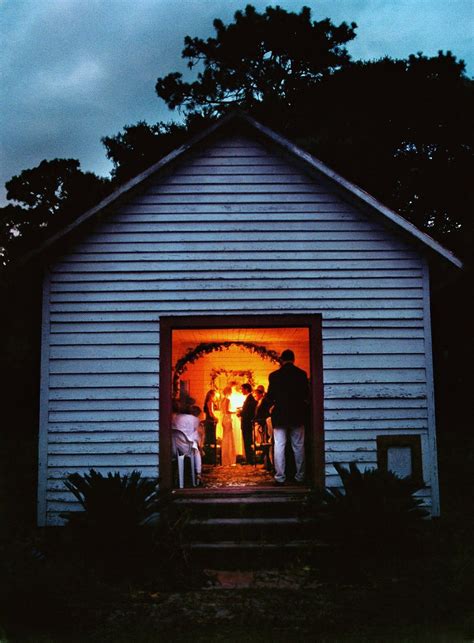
[{"x1": 172, "y1": 341, "x2": 280, "y2": 396}]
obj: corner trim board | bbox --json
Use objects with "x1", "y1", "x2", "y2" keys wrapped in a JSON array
[
  {"x1": 37, "y1": 268, "x2": 51, "y2": 526},
  {"x1": 422, "y1": 259, "x2": 440, "y2": 516}
]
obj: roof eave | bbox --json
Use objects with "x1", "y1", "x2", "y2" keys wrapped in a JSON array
[
  {"x1": 9, "y1": 112, "x2": 236, "y2": 272},
  {"x1": 240, "y1": 114, "x2": 463, "y2": 270},
  {"x1": 9, "y1": 110, "x2": 463, "y2": 272}
]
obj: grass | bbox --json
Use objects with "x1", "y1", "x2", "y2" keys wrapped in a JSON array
[{"x1": 1, "y1": 493, "x2": 473, "y2": 643}]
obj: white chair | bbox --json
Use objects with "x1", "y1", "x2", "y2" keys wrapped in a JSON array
[{"x1": 172, "y1": 428, "x2": 197, "y2": 488}]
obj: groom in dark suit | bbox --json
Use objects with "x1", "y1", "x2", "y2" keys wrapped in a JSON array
[
  {"x1": 239, "y1": 383, "x2": 257, "y2": 464},
  {"x1": 266, "y1": 349, "x2": 309, "y2": 484}
]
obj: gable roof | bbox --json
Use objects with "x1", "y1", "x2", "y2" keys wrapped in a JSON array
[{"x1": 13, "y1": 111, "x2": 463, "y2": 270}]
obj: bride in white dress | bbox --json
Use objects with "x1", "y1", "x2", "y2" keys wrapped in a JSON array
[{"x1": 220, "y1": 386, "x2": 236, "y2": 466}]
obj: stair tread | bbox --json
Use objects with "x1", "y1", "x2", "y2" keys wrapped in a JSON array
[
  {"x1": 171, "y1": 487, "x2": 309, "y2": 497},
  {"x1": 188, "y1": 517, "x2": 313, "y2": 526},
  {"x1": 187, "y1": 539, "x2": 322, "y2": 549},
  {"x1": 172, "y1": 496, "x2": 308, "y2": 505}
]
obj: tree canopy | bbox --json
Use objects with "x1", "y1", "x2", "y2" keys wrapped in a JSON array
[
  {"x1": 156, "y1": 7, "x2": 470, "y2": 262},
  {"x1": 156, "y1": 4, "x2": 357, "y2": 115},
  {"x1": 1, "y1": 159, "x2": 110, "y2": 266},
  {"x1": 296, "y1": 52, "x2": 473, "y2": 253},
  {"x1": 101, "y1": 120, "x2": 190, "y2": 184},
  {"x1": 1, "y1": 3, "x2": 472, "y2": 268}
]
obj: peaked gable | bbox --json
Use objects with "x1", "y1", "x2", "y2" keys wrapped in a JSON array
[
  {"x1": 14, "y1": 112, "x2": 462, "y2": 270},
  {"x1": 40, "y1": 127, "x2": 442, "y2": 523}
]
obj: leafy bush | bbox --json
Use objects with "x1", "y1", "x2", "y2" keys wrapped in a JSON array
[
  {"x1": 319, "y1": 462, "x2": 429, "y2": 552},
  {"x1": 61, "y1": 469, "x2": 159, "y2": 562},
  {"x1": 58, "y1": 469, "x2": 205, "y2": 586},
  {"x1": 63, "y1": 469, "x2": 158, "y2": 526}
]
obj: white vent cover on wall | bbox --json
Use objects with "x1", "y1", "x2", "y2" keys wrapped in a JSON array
[{"x1": 387, "y1": 446, "x2": 413, "y2": 478}]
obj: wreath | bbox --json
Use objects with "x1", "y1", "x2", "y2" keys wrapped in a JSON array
[
  {"x1": 173, "y1": 341, "x2": 280, "y2": 396},
  {"x1": 209, "y1": 368, "x2": 255, "y2": 390}
]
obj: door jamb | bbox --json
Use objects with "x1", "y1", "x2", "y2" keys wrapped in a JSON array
[{"x1": 159, "y1": 314, "x2": 324, "y2": 491}]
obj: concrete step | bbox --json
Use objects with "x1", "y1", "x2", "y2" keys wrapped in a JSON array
[
  {"x1": 183, "y1": 516, "x2": 318, "y2": 541},
  {"x1": 188, "y1": 538, "x2": 316, "y2": 550},
  {"x1": 169, "y1": 487, "x2": 312, "y2": 520},
  {"x1": 167, "y1": 487, "x2": 318, "y2": 567}
]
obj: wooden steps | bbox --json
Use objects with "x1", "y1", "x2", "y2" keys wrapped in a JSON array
[{"x1": 167, "y1": 486, "x2": 323, "y2": 568}]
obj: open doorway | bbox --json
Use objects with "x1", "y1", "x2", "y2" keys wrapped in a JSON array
[{"x1": 159, "y1": 315, "x2": 324, "y2": 492}]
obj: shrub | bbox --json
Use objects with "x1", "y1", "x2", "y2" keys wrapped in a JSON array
[
  {"x1": 61, "y1": 469, "x2": 159, "y2": 562},
  {"x1": 63, "y1": 469, "x2": 158, "y2": 525},
  {"x1": 319, "y1": 462, "x2": 429, "y2": 553}
]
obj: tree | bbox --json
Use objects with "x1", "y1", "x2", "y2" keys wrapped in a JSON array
[
  {"x1": 0, "y1": 204, "x2": 30, "y2": 267},
  {"x1": 102, "y1": 120, "x2": 190, "y2": 184},
  {"x1": 1, "y1": 159, "x2": 111, "y2": 266},
  {"x1": 156, "y1": 4, "x2": 357, "y2": 116},
  {"x1": 296, "y1": 52, "x2": 474, "y2": 259},
  {"x1": 4, "y1": 4, "x2": 472, "y2": 263},
  {"x1": 153, "y1": 3, "x2": 472, "y2": 261},
  {"x1": 5, "y1": 158, "x2": 110, "y2": 218}
]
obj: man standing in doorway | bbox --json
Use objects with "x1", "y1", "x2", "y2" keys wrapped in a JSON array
[
  {"x1": 267, "y1": 349, "x2": 309, "y2": 484},
  {"x1": 239, "y1": 383, "x2": 257, "y2": 464}
]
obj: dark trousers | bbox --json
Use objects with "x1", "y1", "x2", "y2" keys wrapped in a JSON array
[
  {"x1": 204, "y1": 419, "x2": 219, "y2": 464},
  {"x1": 242, "y1": 423, "x2": 254, "y2": 464},
  {"x1": 204, "y1": 419, "x2": 217, "y2": 445}
]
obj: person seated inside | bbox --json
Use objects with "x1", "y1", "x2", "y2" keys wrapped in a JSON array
[
  {"x1": 190, "y1": 404, "x2": 205, "y2": 448},
  {"x1": 171, "y1": 397, "x2": 203, "y2": 486}
]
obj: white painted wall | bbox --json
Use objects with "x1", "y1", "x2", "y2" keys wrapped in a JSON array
[{"x1": 38, "y1": 134, "x2": 436, "y2": 524}]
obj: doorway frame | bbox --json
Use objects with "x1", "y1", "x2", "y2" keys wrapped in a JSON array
[{"x1": 159, "y1": 314, "x2": 324, "y2": 491}]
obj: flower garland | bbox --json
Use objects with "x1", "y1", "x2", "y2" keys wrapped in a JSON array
[
  {"x1": 173, "y1": 341, "x2": 280, "y2": 396},
  {"x1": 209, "y1": 368, "x2": 255, "y2": 390}
]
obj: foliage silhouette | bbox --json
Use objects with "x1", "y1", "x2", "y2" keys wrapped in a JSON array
[
  {"x1": 62, "y1": 469, "x2": 159, "y2": 563},
  {"x1": 63, "y1": 468, "x2": 158, "y2": 527},
  {"x1": 5, "y1": 159, "x2": 108, "y2": 216},
  {"x1": 156, "y1": 4, "x2": 356, "y2": 116},
  {"x1": 1, "y1": 158, "x2": 111, "y2": 267},
  {"x1": 102, "y1": 120, "x2": 189, "y2": 183},
  {"x1": 60, "y1": 469, "x2": 200, "y2": 584},
  {"x1": 316, "y1": 462, "x2": 429, "y2": 552},
  {"x1": 1, "y1": 4, "x2": 472, "y2": 267},
  {"x1": 133, "y1": 6, "x2": 473, "y2": 260}
]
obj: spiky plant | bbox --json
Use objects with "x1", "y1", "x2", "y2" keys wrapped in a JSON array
[
  {"x1": 61, "y1": 470, "x2": 160, "y2": 565},
  {"x1": 63, "y1": 469, "x2": 158, "y2": 529},
  {"x1": 320, "y1": 462, "x2": 429, "y2": 550}
]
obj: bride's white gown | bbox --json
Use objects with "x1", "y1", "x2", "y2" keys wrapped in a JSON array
[{"x1": 220, "y1": 397, "x2": 236, "y2": 466}]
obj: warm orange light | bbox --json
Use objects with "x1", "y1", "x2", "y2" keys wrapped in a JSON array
[{"x1": 229, "y1": 389, "x2": 245, "y2": 412}]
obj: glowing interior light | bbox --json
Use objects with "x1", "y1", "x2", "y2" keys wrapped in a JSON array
[{"x1": 229, "y1": 389, "x2": 245, "y2": 412}]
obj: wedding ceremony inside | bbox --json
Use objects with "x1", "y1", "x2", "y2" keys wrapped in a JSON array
[{"x1": 170, "y1": 325, "x2": 312, "y2": 489}]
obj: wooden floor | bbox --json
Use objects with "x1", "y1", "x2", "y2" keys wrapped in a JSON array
[{"x1": 200, "y1": 463, "x2": 274, "y2": 488}]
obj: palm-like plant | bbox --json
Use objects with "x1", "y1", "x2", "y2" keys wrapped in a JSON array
[
  {"x1": 62, "y1": 469, "x2": 159, "y2": 541},
  {"x1": 320, "y1": 462, "x2": 428, "y2": 550},
  {"x1": 61, "y1": 470, "x2": 197, "y2": 581}
]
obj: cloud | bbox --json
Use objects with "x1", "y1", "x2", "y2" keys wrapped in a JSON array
[
  {"x1": 34, "y1": 57, "x2": 106, "y2": 99},
  {"x1": 1, "y1": 0, "x2": 472, "y2": 206}
]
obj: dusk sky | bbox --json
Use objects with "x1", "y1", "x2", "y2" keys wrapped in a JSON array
[{"x1": 1, "y1": 0, "x2": 473, "y2": 205}]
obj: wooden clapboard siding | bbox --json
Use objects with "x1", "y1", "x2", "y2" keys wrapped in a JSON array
[{"x1": 39, "y1": 133, "x2": 437, "y2": 525}]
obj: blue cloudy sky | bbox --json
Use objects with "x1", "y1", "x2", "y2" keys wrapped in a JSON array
[{"x1": 1, "y1": 0, "x2": 473, "y2": 205}]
